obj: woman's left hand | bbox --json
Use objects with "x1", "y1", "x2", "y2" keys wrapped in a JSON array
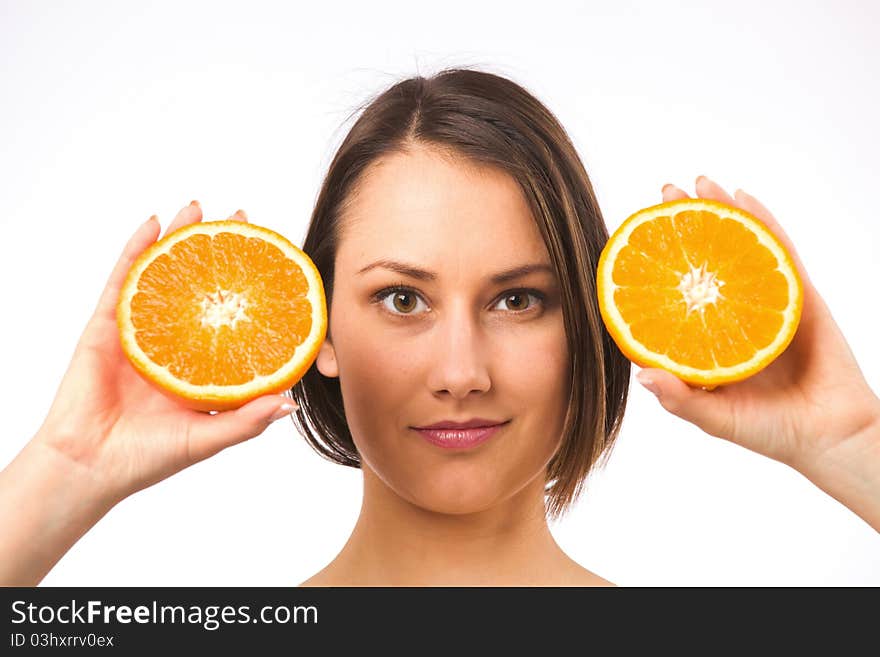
[{"x1": 638, "y1": 176, "x2": 880, "y2": 484}]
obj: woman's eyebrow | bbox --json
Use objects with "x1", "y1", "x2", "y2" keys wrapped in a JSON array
[{"x1": 356, "y1": 259, "x2": 554, "y2": 284}]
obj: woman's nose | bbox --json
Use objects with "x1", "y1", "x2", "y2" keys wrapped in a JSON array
[{"x1": 425, "y1": 302, "x2": 491, "y2": 400}]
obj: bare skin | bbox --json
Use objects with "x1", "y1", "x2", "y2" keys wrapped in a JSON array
[
  {"x1": 0, "y1": 163, "x2": 877, "y2": 586},
  {"x1": 0, "y1": 205, "x2": 297, "y2": 586},
  {"x1": 300, "y1": 148, "x2": 879, "y2": 585},
  {"x1": 300, "y1": 468, "x2": 613, "y2": 587},
  {"x1": 301, "y1": 146, "x2": 599, "y2": 585}
]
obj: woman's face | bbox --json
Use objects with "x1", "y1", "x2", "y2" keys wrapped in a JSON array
[{"x1": 316, "y1": 145, "x2": 570, "y2": 514}]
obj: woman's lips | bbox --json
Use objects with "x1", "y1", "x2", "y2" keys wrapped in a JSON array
[{"x1": 413, "y1": 421, "x2": 510, "y2": 449}]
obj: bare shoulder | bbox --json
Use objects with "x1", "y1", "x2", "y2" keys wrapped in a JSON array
[
  {"x1": 297, "y1": 567, "x2": 337, "y2": 587},
  {"x1": 557, "y1": 560, "x2": 616, "y2": 587},
  {"x1": 297, "y1": 561, "x2": 616, "y2": 587},
  {"x1": 567, "y1": 568, "x2": 616, "y2": 587},
  {"x1": 298, "y1": 571, "x2": 334, "y2": 587},
  {"x1": 298, "y1": 562, "x2": 350, "y2": 587}
]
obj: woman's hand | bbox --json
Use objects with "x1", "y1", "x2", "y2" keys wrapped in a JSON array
[
  {"x1": 0, "y1": 202, "x2": 297, "y2": 584},
  {"x1": 636, "y1": 176, "x2": 880, "y2": 529},
  {"x1": 34, "y1": 202, "x2": 298, "y2": 503}
]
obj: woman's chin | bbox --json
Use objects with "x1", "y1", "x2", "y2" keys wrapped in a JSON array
[{"x1": 403, "y1": 483, "x2": 505, "y2": 516}]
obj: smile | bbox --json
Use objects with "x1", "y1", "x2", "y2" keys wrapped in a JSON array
[{"x1": 412, "y1": 421, "x2": 510, "y2": 450}]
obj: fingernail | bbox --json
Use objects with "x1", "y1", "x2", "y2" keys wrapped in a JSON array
[
  {"x1": 268, "y1": 402, "x2": 298, "y2": 423},
  {"x1": 662, "y1": 183, "x2": 674, "y2": 193},
  {"x1": 696, "y1": 175, "x2": 707, "y2": 185},
  {"x1": 236, "y1": 209, "x2": 248, "y2": 220},
  {"x1": 636, "y1": 371, "x2": 660, "y2": 398},
  {"x1": 190, "y1": 200, "x2": 200, "y2": 208},
  {"x1": 146, "y1": 214, "x2": 159, "y2": 226}
]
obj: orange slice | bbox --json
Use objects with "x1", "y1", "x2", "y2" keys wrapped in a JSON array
[
  {"x1": 117, "y1": 220, "x2": 327, "y2": 411},
  {"x1": 597, "y1": 198, "x2": 803, "y2": 389}
]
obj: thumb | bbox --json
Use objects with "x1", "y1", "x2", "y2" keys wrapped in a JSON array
[
  {"x1": 186, "y1": 395, "x2": 299, "y2": 463},
  {"x1": 636, "y1": 369, "x2": 733, "y2": 439}
]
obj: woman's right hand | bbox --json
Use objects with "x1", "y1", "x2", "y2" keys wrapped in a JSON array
[
  {"x1": 2, "y1": 202, "x2": 299, "y2": 584},
  {"x1": 33, "y1": 202, "x2": 298, "y2": 507}
]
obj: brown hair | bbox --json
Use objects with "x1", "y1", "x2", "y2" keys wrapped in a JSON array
[{"x1": 290, "y1": 67, "x2": 630, "y2": 520}]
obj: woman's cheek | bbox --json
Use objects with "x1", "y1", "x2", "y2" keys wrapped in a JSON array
[{"x1": 339, "y1": 350, "x2": 416, "y2": 448}]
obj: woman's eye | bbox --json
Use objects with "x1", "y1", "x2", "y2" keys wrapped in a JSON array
[
  {"x1": 492, "y1": 291, "x2": 543, "y2": 312},
  {"x1": 374, "y1": 287, "x2": 545, "y2": 317},
  {"x1": 377, "y1": 289, "x2": 429, "y2": 315}
]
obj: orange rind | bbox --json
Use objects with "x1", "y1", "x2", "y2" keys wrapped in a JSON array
[
  {"x1": 117, "y1": 220, "x2": 327, "y2": 411},
  {"x1": 597, "y1": 198, "x2": 803, "y2": 389}
]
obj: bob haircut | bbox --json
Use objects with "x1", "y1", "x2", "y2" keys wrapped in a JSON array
[{"x1": 290, "y1": 67, "x2": 630, "y2": 520}]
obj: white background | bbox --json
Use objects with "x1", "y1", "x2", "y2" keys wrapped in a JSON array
[{"x1": 2, "y1": 0, "x2": 878, "y2": 586}]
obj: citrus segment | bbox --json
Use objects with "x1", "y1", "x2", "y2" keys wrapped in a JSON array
[
  {"x1": 117, "y1": 220, "x2": 327, "y2": 411},
  {"x1": 597, "y1": 198, "x2": 803, "y2": 388}
]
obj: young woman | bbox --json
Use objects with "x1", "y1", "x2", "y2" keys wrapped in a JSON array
[{"x1": 1, "y1": 69, "x2": 877, "y2": 586}]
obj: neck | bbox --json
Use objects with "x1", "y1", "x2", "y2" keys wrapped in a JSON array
[{"x1": 310, "y1": 466, "x2": 603, "y2": 586}]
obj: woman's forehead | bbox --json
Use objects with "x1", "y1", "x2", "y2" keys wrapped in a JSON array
[
  {"x1": 350, "y1": 147, "x2": 527, "y2": 215},
  {"x1": 337, "y1": 148, "x2": 549, "y2": 270}
]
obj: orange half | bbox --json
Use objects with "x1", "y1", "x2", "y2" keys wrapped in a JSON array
[
  {"x1": 597, "y1": 198, "x2": 803, "y2": 389},
  {"x1": 117, "y1": 220, "x2": 327, "y2": 411}
]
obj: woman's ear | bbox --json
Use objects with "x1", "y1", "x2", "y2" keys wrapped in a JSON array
[{"x1": 316, "y1": 336, "x2": 339, "y2": 378}]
